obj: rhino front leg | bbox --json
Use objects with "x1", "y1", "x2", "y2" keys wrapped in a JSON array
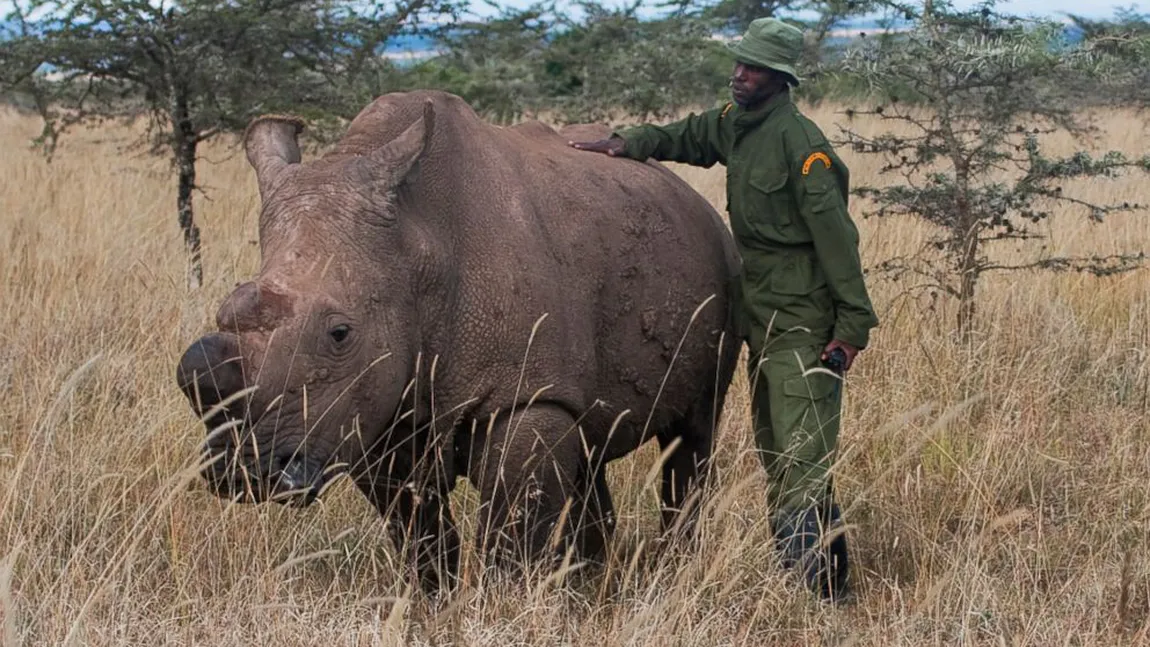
[
  {"x1": 470, "y1": 404, "x2": 584, "y2": 571},
  {"x1": 391, "y1": 480, "x2": 460, "y2": 593},
  {"x1": 356, "y1": 466, "x2": 460, "y2": 593}
]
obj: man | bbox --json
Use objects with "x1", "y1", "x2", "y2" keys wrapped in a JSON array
[{"x1": 570, "y1": 17, "x2": 878, "y2": 602}]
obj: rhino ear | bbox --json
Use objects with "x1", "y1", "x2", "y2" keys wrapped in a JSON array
[
  {"x1": 244, "y1": 115, "x2": 306, "y2": 200},
  {"x1": 371, "y1": 99, "x2": 435, "y2": 190}
]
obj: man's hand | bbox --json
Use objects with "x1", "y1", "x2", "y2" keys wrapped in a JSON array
[
  {"x1": 569, "y1": 137, "x2": 626, "y2": 157},
  {"x1": 821, "y1": 340, "x2": 860, "y2": 373}
]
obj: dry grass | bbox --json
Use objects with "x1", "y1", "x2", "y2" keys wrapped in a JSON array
[{"x1": 1, "y1": 101, "x2": 1148, "y2": 646}]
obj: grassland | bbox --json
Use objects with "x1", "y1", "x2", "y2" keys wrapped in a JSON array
[{"x1": 0, "y1": 103, "x2": 1148, "y2": 646}]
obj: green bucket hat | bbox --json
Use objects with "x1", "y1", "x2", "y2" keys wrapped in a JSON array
[{"x1": 726, "y1": 17, "x2": 804, "y2": 85}]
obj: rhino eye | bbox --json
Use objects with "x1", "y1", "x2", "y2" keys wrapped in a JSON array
[{"x1": 328, "y1": 324, "x2": 351, "y2": 344}]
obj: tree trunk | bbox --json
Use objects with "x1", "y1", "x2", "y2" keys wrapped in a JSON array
[
  {"x1": 957, "y1": 226, "x2": 979, "y2": 342},
  {"x1": 935, "y1": 53, "x2": 977, "y2": 342},
  {"x1": 172, "y1": 90, "x2": 202, "y2": 289}
]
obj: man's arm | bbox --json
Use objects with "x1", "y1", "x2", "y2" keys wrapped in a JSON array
[
  {"x1": 570, "y1": 106, "x2": 727, "y2": 167},
  {"x1": 793, "y1": 149, "x2": 879, "y2": 355}
]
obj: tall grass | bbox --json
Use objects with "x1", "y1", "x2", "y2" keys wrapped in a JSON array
[{"x1": 0, "y1": 103, "x2": 1147, "y2": 645}]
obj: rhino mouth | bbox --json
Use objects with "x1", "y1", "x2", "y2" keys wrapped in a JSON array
[
  {"x1": 200, "y1": 433, "x2": 333, "y2": 508},
  {"x1": 192, "y1": 387, "x2": 369, "y2": 508},
  {"x1": 178, "y1": 332, "x2": 346, "y2": 507}
]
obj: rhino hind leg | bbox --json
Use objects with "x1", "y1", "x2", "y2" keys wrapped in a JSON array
[
  {"x1": 656, "y1": 400, "x2": 719, "y2": 543},
  {"x1": 656, "y1": 328, "x2": 739, "y2": 543},
  {"x1": 471, "y1": 404, "x2": 590, "y2": 571}
]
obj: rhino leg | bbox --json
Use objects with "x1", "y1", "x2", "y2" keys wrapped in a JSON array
[
  {"x1": 356, "y1": 463, "x2": 460, "y2": 593},
  {"x1": 656, "y1": 402, "x2": 717, "y2": 542},
  {"x1": 471, "y1": 404, "x2": 585, "y2": 570},
  {"x1": 391, "y1": 482, "x2": 460, "y2": 593},
  {"x1": 571, "y1": 460, "x2": 616, "y2": 562}
]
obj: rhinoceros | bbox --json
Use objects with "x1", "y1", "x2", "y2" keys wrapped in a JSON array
[{"x1": 175, "y1": 90, "x2": 741, "y2": 591}]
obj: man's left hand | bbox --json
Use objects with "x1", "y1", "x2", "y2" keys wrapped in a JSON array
[{"x1": 821, "y1": 340, "x2": 860, "y2": 372}]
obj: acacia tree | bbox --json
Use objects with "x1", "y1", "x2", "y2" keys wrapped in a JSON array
[
  {"x1": 827, "y1": 0, "x2": 1150, "y2": 339},
  {"x1": 425, "y1": 0, "x2": 733, "y2": 125},
  {"x1": 418, "y1": 0, "x2": 555, "y2": 124},
  {"x1": 537, "y1": 0, "x2": 733, "y2": 123},
  {"x1": 0, "y1": 0, "x2": 461, "y2": 288},
  {"x1": 408, "y1": 0, "x2": 878, "y2": 123}
]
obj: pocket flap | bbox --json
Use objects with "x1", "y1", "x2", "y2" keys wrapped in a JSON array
[
  {"x1": 783, "y1": 371, "x2": 838, "y2": 400},
  {"x1": 748, "y1": 168, "x2": 788, "y2": 194}
]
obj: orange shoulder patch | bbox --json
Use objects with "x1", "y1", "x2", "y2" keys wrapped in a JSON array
[{"x1": 801, "y1": 152, "x2": 832, "y2": 175}]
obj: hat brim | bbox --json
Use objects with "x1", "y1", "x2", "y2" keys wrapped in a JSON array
[{"x1": 726, "y1": 41, "x2": 802, "y2": 86}]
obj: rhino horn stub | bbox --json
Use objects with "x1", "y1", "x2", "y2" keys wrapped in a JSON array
[
  {"x1": 368, "y1": 99, "x2": 436, "y2": 191},
  {"x1": 176, "y1": 332, "x2": 245, "y2": 412},
  {"x1": 245, "y1": 115, "x2": 306, "y2": 199},
  {"x1": 216, "y1": 281, "x2": 296, "y2": 333}
]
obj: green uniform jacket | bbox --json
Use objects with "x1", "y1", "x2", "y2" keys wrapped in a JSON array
[{"x1": 614, "y1": 92, "x2": 879, "y2": 353}]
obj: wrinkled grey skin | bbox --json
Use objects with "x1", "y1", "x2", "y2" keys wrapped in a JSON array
[{"x1": 176, "y1": 90, "x2": 741, "y2": 592}]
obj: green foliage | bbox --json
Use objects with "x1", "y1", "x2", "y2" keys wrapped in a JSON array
[
  {"x1": 828, "y1": 0, "x2": 1150, "y2": 338},
  {"x1": 412, "y1": 1, "x2": 555, "y2": 123},
  {"x1": 402, "y1": 0, "x2": 880, "y2": 125},
  {"x1": 538, "y1": 2, "x2": 733, "y2": 123},
  {"x1": 403, "y1": 1, "x2": 734, "y2": 125}
]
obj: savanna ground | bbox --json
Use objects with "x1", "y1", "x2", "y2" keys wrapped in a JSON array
[{"x1": 0, "y1": 100, "x2": 1148, "y2": 646}]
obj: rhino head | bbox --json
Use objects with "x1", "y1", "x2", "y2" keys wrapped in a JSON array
[{"x1": 175, "y1": 102, "x2": 439, "y2": 506}]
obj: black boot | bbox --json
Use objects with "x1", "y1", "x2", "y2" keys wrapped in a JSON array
[
  {"x1": 821, "y1": 503, "x2": 851, "y2": 602},
  {"x1": 772, "y1": 503, "x2": 852, "y2": 603}
]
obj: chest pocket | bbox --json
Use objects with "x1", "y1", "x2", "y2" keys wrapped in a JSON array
[{"x1": 742, "y1": 166, "x2": 797, "y2": 243}]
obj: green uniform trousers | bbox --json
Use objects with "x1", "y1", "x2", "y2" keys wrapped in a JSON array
[{"x1": 748, "y1": 342, "x2": 842, "y2": 513}]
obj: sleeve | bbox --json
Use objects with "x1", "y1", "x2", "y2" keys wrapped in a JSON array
[
  {"x1": 793, "y1": 149, "x2": 880, "y2": 349},
  {"x1": 610, "y1": 107, "x2": 726, "y2": 168}
]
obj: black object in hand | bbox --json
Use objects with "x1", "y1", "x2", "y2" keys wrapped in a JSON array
[{"x1": 825, "y1": 347, "x2": 848, "y2": 375}]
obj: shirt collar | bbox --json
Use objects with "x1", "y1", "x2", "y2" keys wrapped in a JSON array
[{"x1": 731, "y1": 90, "x2": 792, "y2": 130}]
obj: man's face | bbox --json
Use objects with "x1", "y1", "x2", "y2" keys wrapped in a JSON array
[{"x1": 731, "y1": 61, "x2": 778, "y2": 107}]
